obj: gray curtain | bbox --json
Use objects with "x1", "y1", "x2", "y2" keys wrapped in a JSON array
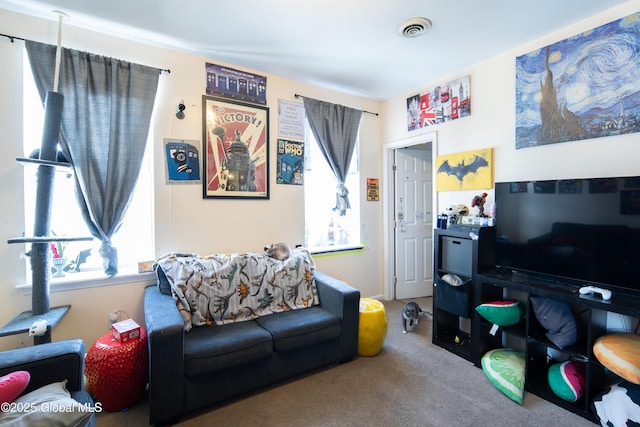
[
  {"x1": 302, "y1": 97, "x2": 362, "y2": 216},
  {"x1": 25, "y1": 40, "x2": 160, "y2": 276}
]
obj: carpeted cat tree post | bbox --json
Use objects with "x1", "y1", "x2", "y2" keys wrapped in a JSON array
[
  {"x1": 3, "y1": 12, "x2": 71, "y2": 345},
  {"x1": 30, "y1": 90, "x2": 64, "y2": 318}
]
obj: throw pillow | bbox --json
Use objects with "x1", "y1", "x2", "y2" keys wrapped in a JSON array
[
  {"x1": 0, "y1": 380, "x2": 93, "y2": 426},
  {"x1": 591, "y1": 380, "x2": 640, "y2": 427},
  {"x1": 0, "y1": 371, "x2": 30, "y2": 405},
  {"x1": 593, "y1": 334, "x2": 640, "y2": 385},
  {"x1": 530, "y1": 296, "x2": 577, "y2": 349},
  {"x1": 547, "y1": 361, "x2": 585, "y2": 402},
  {"x1": 475, "y1": 301, "x2": 522, "y2": 327},
  {"x1": 481, "y1": 348, "x2": 526, "y2": 405}
]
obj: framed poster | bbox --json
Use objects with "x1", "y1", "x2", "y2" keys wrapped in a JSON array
[
  {"x1": 202, "y1": 96, "x2": 269, "y2": 199},
  {"x1": 516, "y1": 12, "x2": 640, "y2": 148},
  {"x1": 205, "y1": 62, "x2": 267, "y2": 105}
]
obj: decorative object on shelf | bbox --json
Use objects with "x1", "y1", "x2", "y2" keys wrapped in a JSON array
[
  {"x1": 51, "y1": 257, "x2": 67, "y2": 277},
  {"x1": 548, "y1": 360, "x2": 586, "y2": 402},
  {"x1": 50, "y1": 236, "x2": 68, "y2": 277},
  {"x1": 471, "y1": 192, "x2": 488, "y2": 217},
  {"x1": 481, "y1": 348, "x2": 525, "y2": 405},
  {"x1": 475, "y1": 300, "x2": 522, "y2": 327},
  {"x1": 530, "y1": 296, "x2": 577, "y2": 349},
  {"x1": 593, "y1": 334, "x2": 640, "y2": 385},
  {"x1": 444, "y1": 204, "x2": 469, "y2": 225}
]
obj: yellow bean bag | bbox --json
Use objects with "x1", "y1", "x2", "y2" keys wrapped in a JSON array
[{"x1": 358, "y1": 298, "x2": 388, "y2": 356}]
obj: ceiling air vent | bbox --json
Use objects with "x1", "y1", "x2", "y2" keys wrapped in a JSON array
[{"x1": 398, "y1": 17, "x2": 432, "y2": 38}]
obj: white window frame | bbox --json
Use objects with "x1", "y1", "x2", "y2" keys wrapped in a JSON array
[{"x1": 303, "y1": 123, "x2": 362, "y2": 253}]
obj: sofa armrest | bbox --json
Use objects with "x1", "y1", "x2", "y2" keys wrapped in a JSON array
[
  {"x1": 144, "y1": 284, "x2": 186, "y2": 425},
  {"x1": 314, "y1": 271, "x2": 360, "y2": 361},
  {"x1": 0, "y1": 339, "x2": 85, "y2": 394}
]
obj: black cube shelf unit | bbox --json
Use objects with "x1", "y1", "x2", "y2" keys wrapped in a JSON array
[
  {"x1": 432, "y1": 224, "x2": 640, "y2": 422},
  {"x1": 432, "y1": 226, "x2": 496, "y2": 363}
]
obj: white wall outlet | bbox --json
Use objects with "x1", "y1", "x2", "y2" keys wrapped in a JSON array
[{"x1": 108, "y1": 310, "x2": 120, "y2": 325}]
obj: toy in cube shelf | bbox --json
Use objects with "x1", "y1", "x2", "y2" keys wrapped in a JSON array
[
  {"x1": 445, "y1": 204, "x2": 469, "y2": 225},
  {"x1": 112, "y1": 319, "x2": 141, "y2": 343},
  {"x1": 471, "y1": 192, "x2": 488, "y2": 217}
]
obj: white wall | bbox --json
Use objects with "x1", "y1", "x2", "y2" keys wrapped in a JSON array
[
  {"x1": 383, "y1": 1, "x2": 640, "y2": 217},
  {"x1": 2, "y1": 2, "x2": 638, "y2": 351},
  {"x1": 0, "y1": 8, "x2": 383, "y2": 351}
]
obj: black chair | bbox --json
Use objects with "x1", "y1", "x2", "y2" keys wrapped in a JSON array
[{"x1": 0, "y1": 339, "x2": 96, "y2": 427}]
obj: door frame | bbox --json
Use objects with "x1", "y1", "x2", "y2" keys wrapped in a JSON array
[{"x1": 382, "y1": 131, "x2": 437, "y2": 300}]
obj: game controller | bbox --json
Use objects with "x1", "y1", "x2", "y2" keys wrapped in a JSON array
[{"x1": 579, "y1": 286, "x2": 612, "y2": 301}]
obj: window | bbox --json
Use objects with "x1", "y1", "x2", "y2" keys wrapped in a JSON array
[
  {"x1": 303, "y1": 124, "x2": 360, "y2": 251},
  {"x1": 22, "y1": 52, "x2": 154, "y2": 281}
]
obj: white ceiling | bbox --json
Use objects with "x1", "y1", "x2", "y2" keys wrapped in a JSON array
[{"x1": 0, "y1": 0, "x2": 629, "y2": 100}]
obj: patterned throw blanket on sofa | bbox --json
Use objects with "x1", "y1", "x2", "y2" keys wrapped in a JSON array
[{"x1": 155, "y1": 248, "x2": 319, "y2": 331}]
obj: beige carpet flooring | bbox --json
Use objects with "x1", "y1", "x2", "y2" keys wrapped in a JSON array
[{"x1": 95, "y1": 297, "x2": 597, "y2": 427}]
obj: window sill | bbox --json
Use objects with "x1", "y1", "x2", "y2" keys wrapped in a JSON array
[
  {"x1": 16, "y1": 267, "x2": 155, "y2": 295},
  {"x1": 309, "y1": 244, "x2": 365, "y2": 257}
]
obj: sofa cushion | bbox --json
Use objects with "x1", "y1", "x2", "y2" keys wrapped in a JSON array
[
  {"x1": 183, "y1": 321, "x2": 273, "y2": 376},
  {"x1": 255, "y1": 307, "x2": 341, "y2": 352}
]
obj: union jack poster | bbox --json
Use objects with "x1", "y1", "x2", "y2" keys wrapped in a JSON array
[
  {"x1": 202, "y1": 96, "x2": 269, "y2": 199},
  {"x1": 406, "y1": 75, "x2": 471, "y2": 131}
]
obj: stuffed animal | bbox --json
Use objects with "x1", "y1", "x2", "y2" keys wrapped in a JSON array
[{"x1": 445, "y1": 204, "x2": 469, "y2": 225}]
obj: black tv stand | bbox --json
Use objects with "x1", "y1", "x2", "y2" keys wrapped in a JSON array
[
  {"x1": 433, "y1": 227, "x2": 640, "y2": 423},
  {"x1": 473, "y1": 269, "x2": 640, "y2": 422}
]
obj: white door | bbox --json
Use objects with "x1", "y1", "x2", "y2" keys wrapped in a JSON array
[{"x1": 394, "y1": 146, "x2": 433, "y2": 299}]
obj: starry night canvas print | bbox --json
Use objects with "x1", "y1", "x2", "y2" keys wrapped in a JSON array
[{"x1": 516, "y1": 12, "x2": 640, "y2": 149}]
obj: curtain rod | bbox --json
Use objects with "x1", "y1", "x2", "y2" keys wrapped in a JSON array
[
  {"x1": 1, "y1": 32, "x2": 171, "y2": 74},
  {"x1": 294, "y1": 94, "x2": 378, "y2": 117}
]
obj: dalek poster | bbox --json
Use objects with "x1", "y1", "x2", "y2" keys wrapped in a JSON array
[
  {"x1": 164, "y1": 139, "x2": 200, "y2": 183},
  {"x1": 276, "y1": 139, "x2": 304, "y2": 185},
  {"x1": 206, "y1": 62, "x2": 267, "y2": 105},
  {"x1": 202, "y1": 96, "x2": 270, "y2": 199}
]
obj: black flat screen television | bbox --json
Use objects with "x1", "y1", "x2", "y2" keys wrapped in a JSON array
[{"x1": 494, "y1": 176, "x2": 640, "y2": 297}]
